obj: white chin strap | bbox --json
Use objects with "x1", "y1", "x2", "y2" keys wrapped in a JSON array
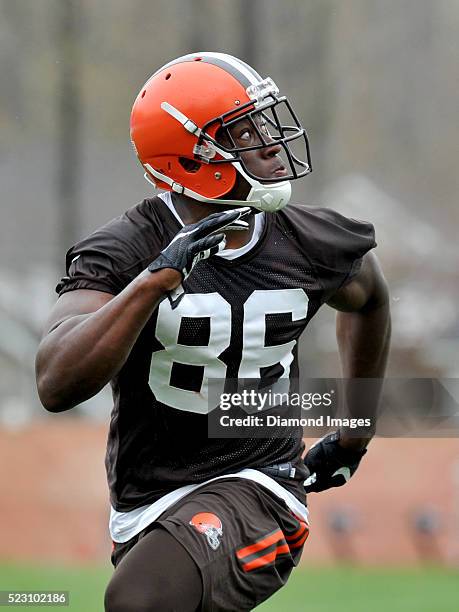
[{"x1": 143, "y1": 163, "x2": 291, "y2": 213}]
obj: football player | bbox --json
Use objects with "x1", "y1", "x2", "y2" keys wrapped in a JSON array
[{"x1": 36, "y1": 53, "x2": 390, "y2": 611}]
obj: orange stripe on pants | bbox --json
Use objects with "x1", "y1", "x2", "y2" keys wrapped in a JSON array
[
  {"x1": 241, "y1": 542, "x2": 291, "y2": 572},
  {"x1": 236, "y1": 529, "x2": 284, "y2": 560}
]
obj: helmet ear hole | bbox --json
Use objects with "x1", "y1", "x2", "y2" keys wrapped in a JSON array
[{"x1": 179, "y1": 157, "x2": 201, "y2": 173}]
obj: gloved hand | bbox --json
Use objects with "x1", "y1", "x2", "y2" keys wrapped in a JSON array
[
  {"x1": 303, "y1": 432, "x2": 367, "y2": 493},
  {"x1": 148, "y1": 207, "x2": 251, "y2": 308}
]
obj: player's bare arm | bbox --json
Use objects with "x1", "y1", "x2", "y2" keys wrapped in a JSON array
[
  {"x1": 35, "y1": 268, "x2": 180, "y2": 412},
  {"x1": 304, "y1": 251, "x2": 390, "y2": 494},
  {"x1": 329, "y1": 249, "x2": 391, "y2": 447}
]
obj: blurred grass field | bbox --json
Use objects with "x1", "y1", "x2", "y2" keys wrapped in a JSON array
[{"x1": 1, "y1": 563, "x2": 458, "y2": 611}]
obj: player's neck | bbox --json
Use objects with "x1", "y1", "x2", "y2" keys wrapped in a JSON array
[{"x1": 171, "y1": 194, "x2": 256, "y2": 249}]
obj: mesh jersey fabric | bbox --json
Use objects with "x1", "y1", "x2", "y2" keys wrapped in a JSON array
[{"x1": 57, "y1": 196, "x2": 376, "y2": 512}]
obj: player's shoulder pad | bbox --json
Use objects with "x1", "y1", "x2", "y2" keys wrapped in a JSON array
[
  {"x1": 276, "y1": 202, "x2": 376, "y2": 275},
  {"x1": 58, "y1": 196, "x2": 171, "y2": 295},
  {"x1": 67, "y1": 196, "x2": 170, "y2": 268}
]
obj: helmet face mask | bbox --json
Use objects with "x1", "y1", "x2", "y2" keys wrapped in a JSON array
[
  {"x1": 196, "y1": 95, "x2": 312, "y2": 185},
  {"x1": 130, "y1": 52, "x2": 312, "y2": 212}
]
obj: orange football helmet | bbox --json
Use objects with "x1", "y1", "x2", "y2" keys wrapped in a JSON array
[{"x1": 130, "y1": 52, "x2": 311, "y2": 212}]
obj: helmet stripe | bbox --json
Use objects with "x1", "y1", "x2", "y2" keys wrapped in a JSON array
[
  {"x1": 154, "y1": 52, "x2": 261, "y2": 89},
  {"x1": 196, "y1": 52, "x2": 261, "y2": 87}
]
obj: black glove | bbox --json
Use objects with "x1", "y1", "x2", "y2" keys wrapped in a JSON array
[
  {"x1": 148, "y1": 207, "x2": 251, "y2": 308},
  {"x1": 303, "y1": 432, "x2": 367, "y2": 493}
]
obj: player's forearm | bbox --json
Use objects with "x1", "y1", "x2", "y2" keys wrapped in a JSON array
[
  {"x1": 36, "y1": 269, "x2": 179, "y2": 412},
  {"x1": 336, "y1": 295, "x2": 391, "y2": 449}
]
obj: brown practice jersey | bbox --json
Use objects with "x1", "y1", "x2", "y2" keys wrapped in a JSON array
[{"x1": 57, "y1": 196, "x2": 376, "y2": 512}]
